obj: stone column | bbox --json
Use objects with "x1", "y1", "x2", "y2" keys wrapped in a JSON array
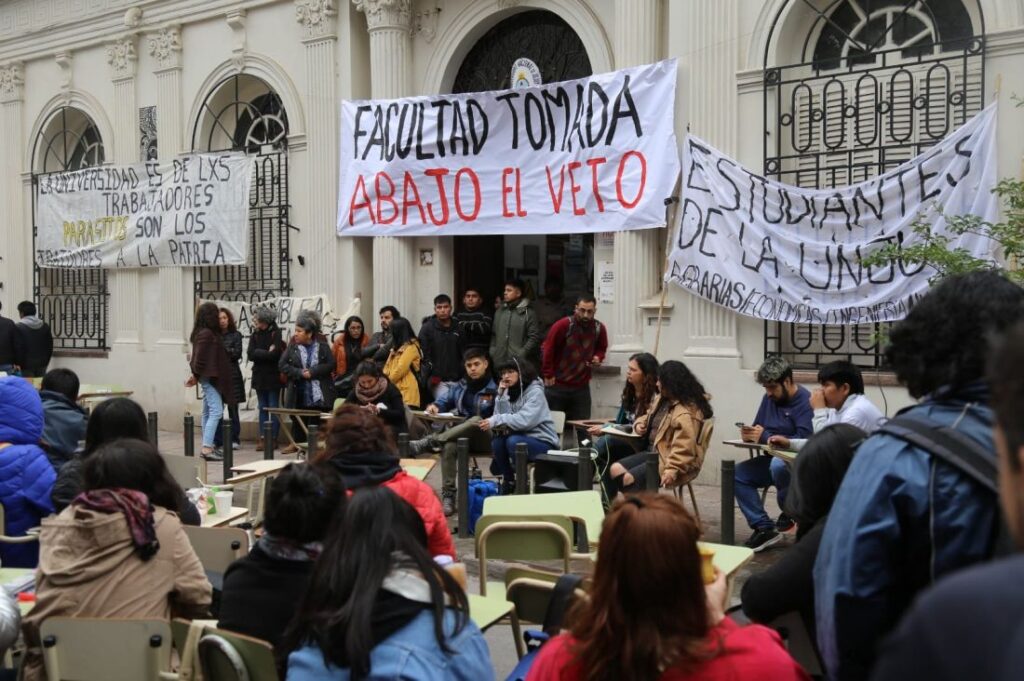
[
  {"x1": 353, "y1": 0, "x2": 417, "y2": 318},
  {"x1": 0, "y1": 63, "x2": 26, "y2": 314},
  {"x1": 107, "y1": 35, "x2": 142, "y2": 345},
  {"x1": 296, "y1": 1, "x2": 340, "y2": 302},
  {"x1": 611, "y1": 0, "x2": 663, "y2": 351},
  {"x1": 149, "y1": 26, "x2": 189, "y2": 345}
]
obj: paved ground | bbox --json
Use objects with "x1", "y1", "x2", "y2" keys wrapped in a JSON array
[{"x1": 161, "y1": 427, "x2": 791, "y2": 678}]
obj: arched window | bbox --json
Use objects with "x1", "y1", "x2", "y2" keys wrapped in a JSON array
[
  {"x1": 32, "y1": 107, "x2": 108, "y2": 350},
  {"x1": 762, "y1": 0, "x2": 984, "y2": 368},
  {"x1": 192, "y1": 74, "x2": 291, "y2": 303}
]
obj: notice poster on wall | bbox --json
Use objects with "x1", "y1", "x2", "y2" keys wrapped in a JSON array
[
  {"x1": 35, "y1": 151, "x2": 253, "y2": 269},
  {"x1": 666, "y1": 104, "x2": 999, "y2": 325},
  {"x1": 338, "y1": 59, "x2": 680, "y2": 236}
]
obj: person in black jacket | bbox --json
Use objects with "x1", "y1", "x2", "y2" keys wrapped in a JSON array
[
  {"x1": 345, "y1": 361, "x2": 408, "y2": 441},
  {"x1": 278, "y1": 311, "x2": 335, "y2": 453},
  {"x1": 219, "y1": 462, "x2": 346, "y2": 651},
  {"x1": 38, "y1": 368, "x2": 87, "y2": 470},
  {"x1": 418, "y1": 294, "x2": 464, "y2": 404},
  {"x1": 740, "y1": 423, "x2": 865, "y2": 640},
  {"x1": 455, "y1": 288, "x2": 492, "y2": 352},
  {"x1": 214, "y1": 308, "x2": 245, "y2": 448},
  {"x1": 0, "y1": 302, "x2": 24, "y2": 375},
  {"x1": 247, "y1": 306, "x2": 284, "y2": 451},
  {"x1": 15, "y1": 301, "x2": 52, "y2": 378}
]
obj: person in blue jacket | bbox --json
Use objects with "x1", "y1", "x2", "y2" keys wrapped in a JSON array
[
  {"x1": 734, "y1": 356, "x2": 813, "y2": 552},
  {"x1": 282, "y1": 485, "x2": 492, "y2": 681},
  {"x1": 0, "y1": 376, "x2": 56, "y2": 567},
  {"x1": 814, "y1": 271, "x2": 1024, "y2": 681}
]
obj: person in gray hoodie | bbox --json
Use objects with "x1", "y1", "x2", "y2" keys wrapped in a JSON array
[
  {"x1": 490, "y1": 278, "x2": 541, "y2": 367},
  {"x1": 480, "y1": 357, "x2": 558, "y2": 493},
  {"x1": 16, "y1": 301, "x2": 52, "y2": 378}
]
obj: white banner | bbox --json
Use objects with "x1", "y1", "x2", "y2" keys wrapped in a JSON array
[
  {"x1": 666, "y1": 104, "x2": 999, "y2": 325},
  {"x1": 36, "y1": 151, "x2": 253, "y2": 269},
  {"x1": 337, "y1": 59, "x2": 680, "y2": 236}
]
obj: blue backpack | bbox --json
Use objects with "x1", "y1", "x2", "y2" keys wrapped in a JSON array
[{"x1": 467, "y1": 479, "x2": 500, "y2": 535}]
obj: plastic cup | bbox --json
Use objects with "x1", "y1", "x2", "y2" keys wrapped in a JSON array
[{"x1": 214, "y1": 491, "x2": 234, "y2": 518}]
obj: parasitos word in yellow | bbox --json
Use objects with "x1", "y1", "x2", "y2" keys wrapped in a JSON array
[{"x1": 62, "y1": 216, "x2": 129, "y2": 247}]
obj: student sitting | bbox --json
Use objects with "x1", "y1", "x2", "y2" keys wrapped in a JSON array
[
  {"x1": 314, "y1": 405, "x2": 455, "y2": 559},
  {"x1": 768, "y1": 360, "x2": 884, "y2": 451},
  {"x1": 345, "y1": 361, "x2": 408, "y2": 441},
  {"x1": 741, "y1": 424, "x2": 865, "y2": 641},
  {"x1": 526, "y1": 493, "x2": 808, "y2": 681},
  {"x1": 382, "y1": 317, "x2": 422, "y2": 408},
  {"x1": 0, "y1": 377, "x2": 56, "y2": 568},
  {"x1": 283, "y1": 486, "x2": 491, "y2": 680},
  {"x1": 409, "y1": 348, "x2": 497, "y2": 516},
  {"x1": 37, "y1": 368, "x2": 87, "y2": 470},
  {"x1": 609, "y1": 360, "x2": 712, "y2": 495},
  {"x1": 219, "y1": 463, "x2": 346, "y2": 651},
  {"x1": 481, "y1": 358, "x2": 558, "y2": 494},
  {"x1": 20, "y1": 439, "x2": 212, "y2": 681},
  {"x1": 51, "y1": 397, "x2": 201, "y2": 526}
]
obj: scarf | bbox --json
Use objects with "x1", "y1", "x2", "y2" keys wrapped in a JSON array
[
  {"x1": 257, "y1": 532, "x2": 322, "y2": 562},
  {"x1": 72, "y1": 488, "x2": 159, "y2": 561},
  {"x1": 326, "y1": 451, "x2": 402, "y2": 488},
  {"x1": 297, "y1": 341, "x2": 325, "y2": 407},
  {"x1": 355, "y1": 376, "x2": 388, "y2": 404}
]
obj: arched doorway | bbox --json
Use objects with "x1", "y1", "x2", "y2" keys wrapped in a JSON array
[
  {"x1": 191, "y1": 74, "x2": 291, "y2": 303},
  {"x1": 450, "y1": 9, "x2": 594, "y2": 312},
  {"x1": 32, "y1": 107, "x2": 108, "y2": 350}
]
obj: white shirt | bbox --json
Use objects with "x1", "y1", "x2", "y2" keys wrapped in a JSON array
[{"x1": 789, "y1": 393, "x2": 885, "y2": 450}]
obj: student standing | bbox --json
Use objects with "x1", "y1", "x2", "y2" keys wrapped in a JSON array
[
  {"x1": 541, "y1": 295, "x2": 608, "y2": 422},
  {"x1": 418, "y1": 295, "x2": 464, "y2": 404},
  {"x1": 186, "y1": 302, "x2": 236, "y2": 461}
]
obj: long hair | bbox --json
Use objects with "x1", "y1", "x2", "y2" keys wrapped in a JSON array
[
  {"x1": 280, "y1": 486, "x2": 469, "y2": 679},
  {"x1": 191, "y1": 302, "x2": 220, "y2": 343},
  {"x1": 566, "y1": 493, "x2": 709, "y2": 680},
  {"x1": 622, "y1": 352, "x2": 659, "y2": 418},
  {"x1": 84, "y1": 397, "x2": 149, "y2": 456},
  {"x1": 218, "y1": 307, "x2": 237, "y2": 334},
  {"x1": 658, "y1": 360, "x2": 713, "y2": 419},
  {"x1": 785, "y1": 424, "x2": 865, "y2": 535},
  {"x1": 344, "y1": 316, "x2": 365, "y2": 341},
  {"x1": 82, "y1": 438, "x2": 189, "y2": 515},
  {"x1": 388, "y1": 317, "x2": 417, "y2": 347},
  {"x1": 316, "y1": 404, "x2": 396, "y2": 458}
]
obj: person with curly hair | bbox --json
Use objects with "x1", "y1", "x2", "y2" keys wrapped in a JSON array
[
  {"x1": 814, "y1": 270, "x2": 1024, "y2": 681},
  {"x1": 608, "y1": 360, "x2": 712, "y2": 496},
  {"x1": 526, "y1": 493, "x2": 808, "y2": 681},
  {"x1": 185, "y1": 302, "x2": 236, "y2": 460}
]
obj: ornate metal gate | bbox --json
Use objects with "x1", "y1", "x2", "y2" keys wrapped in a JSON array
[
  {"x1": 192, "y1": 75, "x2": 291, "y2": 304},
  {"x1": 32, "y1": 107, "x2": 109, "y2": 350},
  {"x1": 762, "y1": 0, "x2": 984, "y2": 368}
]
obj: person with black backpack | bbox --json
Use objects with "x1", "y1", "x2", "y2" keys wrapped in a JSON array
[
  {"x1": 540, "y1": 295, "x2": 608, "y2": 422},
  {"x1": 870, "y1": 318, "x2": 1024, "y2": 680},
  {"x1": 814, "y1": 271, "x2": 1024, "y2": 681}
]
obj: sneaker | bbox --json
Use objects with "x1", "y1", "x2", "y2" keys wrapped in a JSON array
[
  {"x1": 409, "y1": 437, "x2": 435, "y2": 458},
  {"x1": 776, "y1": 513, "x2": 795, "y2": 532},
  {"x1": 744, "y1": 528, "x2": 782, "y2": 553},
  {"x1": 201, "y1": 448, "x2": 224, "y2": 462},
  {"x1": 500, "y1": 478, "x2": 517, "y2": 495},
  {"x1": 441, "y1": 491, "x2": 455, "y2": 517}
]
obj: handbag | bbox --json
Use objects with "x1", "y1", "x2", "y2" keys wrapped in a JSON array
[{"x1": 505, "y1": 573, "x2": 584, "y2": 681}]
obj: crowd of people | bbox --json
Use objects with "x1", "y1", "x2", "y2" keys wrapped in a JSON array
[{"x1": 0, "y1": 269, "x2": 1020, "y2": 679}]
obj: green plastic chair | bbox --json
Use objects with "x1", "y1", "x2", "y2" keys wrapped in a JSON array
[
  {"x1": 198, "y1": 626, "x2": 279, "y2": 681},
  {"x1": 41, "y1": 617, "x2": 177, "y2": 680},
  {"x1": 504, "y1": 566, "x2": 587, "y2": 659},
  {"x1": 474, "y1": 515, "x2": 572, "y2": 596}
]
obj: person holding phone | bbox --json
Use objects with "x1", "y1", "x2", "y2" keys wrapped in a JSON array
[{"x1": 735, "y1": 357, "x2": 812, "y2": 552}]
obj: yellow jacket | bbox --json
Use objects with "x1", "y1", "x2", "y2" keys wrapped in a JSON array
[
  {"x1": 384, "y1": 340, "x2": 422, "y2": 407},
  {"x1": 634, "y1": 395, "x2": 709, "y2": 487}
]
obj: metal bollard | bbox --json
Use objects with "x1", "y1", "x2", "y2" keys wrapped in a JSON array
[
  {"x1": 457, "y1": 438, "x2": 470, "y2": 539},
  {"x1": 183, "y1": 414, "x2": 195, "y2": 458},
  {"x1": 147, "y1": 412, "x2": 159, "y2": 448},
  {"x1": 577, "y1": 446, "x2": 593, "y2": 491},
  {"x1": 515, "y1": 442, "x2": 529, "y2": 494},
  {"x1": 397, "y1": 433, "x2": 410, "y2": 458},
  {"x1": 644, "y1": 451, "x2": 659, "y2": 491},
  {"x1": 222, "y1": 419, "x2": 234, "y2": 480},
  {"x1": 720, "y1": 459, "x2": 736, "y2": 545},
  {"x1": 307, "y1": 424, "x2": 319, "y2": 460},
  {"x1": 263, "y1": 421, "x2": 274, "y2": 461}
]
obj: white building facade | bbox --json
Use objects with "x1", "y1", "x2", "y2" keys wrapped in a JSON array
[{"x1": 2, "y1": 0, "x2": 1019, "y2": 481}]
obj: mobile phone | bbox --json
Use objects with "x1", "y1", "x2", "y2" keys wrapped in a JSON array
[{"x1": 735, "y1": 421, "x2": 747, "y2": 428}]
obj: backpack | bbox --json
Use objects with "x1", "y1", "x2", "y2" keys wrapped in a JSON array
[{"x1": 467, "y1": 479, "x2": 500, "y2": 535}]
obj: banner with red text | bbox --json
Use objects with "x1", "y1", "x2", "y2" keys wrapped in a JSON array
[{"x1": 337, "y1": 59, "x2": 679, "y2": 236}]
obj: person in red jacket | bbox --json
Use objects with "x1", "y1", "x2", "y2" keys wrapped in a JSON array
[
  {"x1": 540, "y1": 295, "x2": 608, "y2": 422},
  {"x1": 314, "y1": 404, "x2": 455, "y2": 560},
  {"x1": 526, "y1": 493, "x2": 809, "y2": 681}
]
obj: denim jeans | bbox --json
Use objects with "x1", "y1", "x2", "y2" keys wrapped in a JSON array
[
  {"x1": 200, "y1": 379, "x2": 224, "y2": 448},
  {"x1": 735, "y1": 454, "x2": 791, "y2": 530},
  {"x1": 256, "y1": 389, "x2": 281, "y2": 440},
  {"x1": 489, "y1": 434, "x2": 553, "y2": 479}
]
